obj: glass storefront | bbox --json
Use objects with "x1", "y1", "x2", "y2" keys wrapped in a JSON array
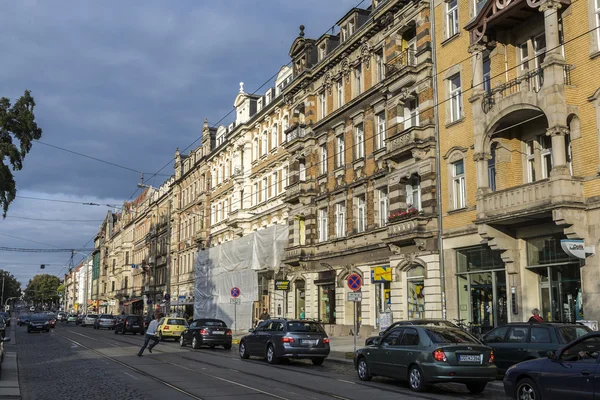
[
  {"x1": 316, "y1": 270, "x2": 336, "y2": 324},
  {"x1": 527, "y1": 235, "x2": 582, "y2": 322},
  {"x1": 295, "y1": 280, "x2": 305, "y2": 319},
  {"x1": 372, "y1": 266, "x2": 392, "y2": 328},
  {"x1": 407, "y1": 266, "x2": 425, "y2": 319},
  {"x1": 457, "y1": 245, "x2": 507, "y2": 333}
]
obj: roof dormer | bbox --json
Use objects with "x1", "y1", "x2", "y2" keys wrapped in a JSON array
[
  {"x1": 234, "y1": 82, "x2": 260, "y2": 124},
  {"x1": 315, "y1": 34, "x2": 340, "y2": 62},
  {"x1": 336, "y1": 8, "x2": 371, "y2": 42},
  {"x1": 288, "y1": 25, "x2": 318, "y2": 76}
]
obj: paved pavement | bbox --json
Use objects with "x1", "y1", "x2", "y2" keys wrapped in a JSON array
[{"x1": 7, "y1": 321, "x2": 510, "y2": 400}]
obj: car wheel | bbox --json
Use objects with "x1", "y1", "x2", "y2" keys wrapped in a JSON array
[
  {"x1": 311, "y1": 358, "x2": 324, "y2": 366},
  {"x1": 356, "y1": 357, "x2": 372, "y2": 381},
  {"x1": 466, "y1": 383, "x2": 487, "y2": 394},
  {"x1": 224, "y1": 344, "x2": 232, "y2": 350},
  {"x1": 192, "y1": 335, "x2": 200, "y2": 349},
  {"x1": 179, "y1": 335, "x2": 186, "y2": 347},
  {"x1": 408, "y1": 365, "x2": 426, "y2": 392},
  {"x1": 516, "y1": 378, "x2": 541, "y2": 400},
  {"x1": 239, "y1": 341, "x2": 249, "y2": 359},
  {"x1": 266, "y1": 344, "x2": 278, "y2": 364}
]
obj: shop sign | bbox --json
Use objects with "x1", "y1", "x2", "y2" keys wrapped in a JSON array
[
  {"x1": 371, "y1": 266, "x2": 392, "y2": 283},
  {"x1": 274, "y1": 280, "x2": 290, "y2": 291},
  {"x1": 109, "y1": 300, "x2": 116, "y2": 306},
  {"x1": 561, "y1": 239, "x2": 595, "y2": 259}
]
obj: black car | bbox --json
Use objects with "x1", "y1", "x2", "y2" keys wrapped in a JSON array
[
  {"x1": 504, "y1": 331, "x2": 600, "y2": 399},
  {"x1": 27, "y1": 313, "x2": 50, "y2": 333},
  {"x1": 239, "y1": 319, "x2": 330, "y2": 365},
  {"x1": 17, "y1": 314, "x2": 30, "y2": 326},
  {"x1": 114, "y1": 315, "x2": 143, "y2": 335},
  {"x1": 483, "y1": 322, "x2": 591, "y2": 372},
  {"x1": 180, "y1": 319, "x2": 232, "y2": 350},
  {"x1": 0, "y1": 318, "x2": 5, "y2": 338},
  {"x1": 365, "y1": 319, "x2": 460, "y2": 346},
  {"x1": 0, "y1": 312, "x2": 10, "y2": 327}
]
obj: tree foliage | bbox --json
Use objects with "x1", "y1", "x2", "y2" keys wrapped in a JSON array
[
  {"x1": 24, "y1": 274, "x2": 61, "y2": 304},
  {"x1": 0, "y1": 90, "x2": 43, "y2": 217},
  {"x1": 0, "y1": 270, "x2": 22, "y2": 301}
]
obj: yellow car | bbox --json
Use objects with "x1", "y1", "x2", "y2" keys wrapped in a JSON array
[{"x1": 157, "y1": 317, "x2": 188, "y2": 341}]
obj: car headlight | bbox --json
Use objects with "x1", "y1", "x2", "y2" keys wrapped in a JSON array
[{"x1": 44, "y1": 321, "x2": 49, "y2": 325}]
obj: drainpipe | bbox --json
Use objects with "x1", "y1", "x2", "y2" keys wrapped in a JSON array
[{"x1": 430, "y1": 0, "x2": 447, "y2": 320}]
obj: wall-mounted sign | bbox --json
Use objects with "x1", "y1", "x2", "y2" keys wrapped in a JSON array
[
  {"x1": 561, "y1": 239, "x2": 596, "y2": 259},
  {"x1": 371, "y1": 266, "x2": 392, "y2": 283},
  {"x1": 274, "y1": 280, "x2": 291, "y2": 291}
]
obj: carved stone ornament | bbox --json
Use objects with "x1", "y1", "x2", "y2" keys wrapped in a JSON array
[
  {"x1": 411, "y1": 149, "x2": 427, "y2": 160},
  {"x1": 473, "y1": 152, "x2": 491, "y2": 162},
  {"x1": 360, "y1": 42, "x2": 372, "y2": 68},
  {"x1": 377, "y1": 11, "x2": 395, "y2": 30},
  {"x1": 341, "y1": 58, "x2": 351, "y2": 83},
  {"x1": 323, "y1": 70, "x2": 333, "y2": 95},
  {"x1": 547, "y1": 125, "x2": 569, "y2": 136},
  {"x1": 399, "y1": 87, "x2": 412, "y2": 101},
  {"x1": 284, "y1": 94, "x2": 294, "y2": 106},
  {"x1": 301, "y1": 80, "x2": 310, "y2": 94}
]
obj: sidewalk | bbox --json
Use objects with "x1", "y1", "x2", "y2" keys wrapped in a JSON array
[{"x1": 0, "y1": 322, "x2": 21, "y2": 399}]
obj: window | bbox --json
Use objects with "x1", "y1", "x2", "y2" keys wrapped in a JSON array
[
  {"x1": 253, "y1": 138, "x2": 259, "y2": 161},
  {"x1": 336, "y1": 135, "x2": 345, "y2": 168},
  {"x1": 530, "y1": 327, "x2": 552, "y2": 343},
  {"x1": 507, "y1": 327, "x2": 529, "y2": 343},
  {"x1": 125, "y1": 251, "x2": 129, "y2": 265},
  {"x1": 354, "y1": 123, "x2": 365, "y2": 159},
  {"x1": 335, "y1": 202, "x2": 346, "y2": 237},
  {"x1": 299, "y1": 161, "x2": 306, "y2": 181},
  {"x1": 489, "y1": 143, "x2": 497, "y2": 191},
  {"x1": 262, "y1": 131, "x2": 268, "y2": 156},
  {"x1": 404, "y1": 97, "x2": 419, "y2": 129},
  {"x1": 272, "y1": 171, "x2": 279, "y2": 196},
  {"x1": 211, "y1": 205, "x2": 216, "y2": 225},
  {"x1": 318, "y1": 208, "x2": 328, "y2": 242},
  {"x1": 596, "y1": 0, "x2": 600, "y2": 45},
  {"x1": 474, "y1": 0, "x2": 485, "y2": 15},
  {"x1": 382, "y1": 329, "x2": 403, "y2": 346},
  {"x1": 449, "y1": 74, "x2": 462, "y2": 122},
  {"x1": 271, "y1": 124, "x2": 278, "y2": 149},
  {"x1": 447, "y1": 0, "x2": 459, "y2": 38},
  {"x1": 540, "y1": 135, "x2": 553, "y2": 179},
  {"x1": 283, "y1": 116, "x2": 289, "y2": 132},
  {"x1": 483, "y1": 56, "x2": 491, "y2": 93},
  {"x1": 356, "y1": 195, "x2": 366, "y2": 233},
  {"x1": 253, "y1": 182, "x2": 258, "y2": 205},
  {"x1": 354, "y1": 66, "x2": 362, "y2": 96},
  {"x1": 378, "y1": 188, "x2": 388, "y2": 227},
  {"x1": 319, "y1": 91, "x2": 326, "y2": 119},
  {"x1": 319, "y1": 44, "x2": 326, "y2": 61},
  {"x1": 376, "y1": 112, "x2": 386, "y2": 150},
  {"x1": 400, "y1": 328, "x2": 420, "y2": 346},
  {"x1": 520, "y1": 42, "x2": 530, "y2": 72},
  {"x1": 283, "y1": 167, "x2": 289, "y2": 187},
  {"x1": 262, "y1": 177, "x2": 268, "y2": 202},
  {"x1": 406, "y1": 175, "x2": 421, "y2": 210},
  {"x1": 483, "y1": 326, "x2": 509, "y2": 344},
  {"x1": 348, "y1": 21, "x2": 355, "y2": 35},
  {"x1": 526, "y1": 140, "x2": 536, "y2": 182},
  {"x1": 341, "y1": 26, "x2": 348, "y2": 42},
  {"x1": 337, "y1": 80, "x2": 344, "y2": 108},
  {"x1": 376, "y1": 49, "x2": 384, "y2": 82},
  {"x1": 452, "y1": 159, "x2": 466, "y2": 209},
  {"x1": 533, "y1": 34, "x2": 546, "y2": 89},
  {"x1": 320, "y1": 144, "x2": 328, "y2": 174}
]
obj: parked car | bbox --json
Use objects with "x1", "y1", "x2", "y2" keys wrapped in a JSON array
[
  {"x1": 27, "y1": 314, "x2": 51, "y2": 333},
  {"x1": 180, "y1": 318, "x2": 232, "y2": 349},
  {"x1": 365, "y1": 319, "x2": 460, "y2": 346},
  {"x1": 0, "y1": 319, "x2": 5, "y2": 338},
  {"x1": 114, "y1": 315, "x2": 144, "y2": 335},
  {"x1": 76, "y1": 314, "x2": 84, "y2": 325},
  {"x1": 156, "y1": 317, "x2": 188, "y2": 341},
  {"x1": 66, "y1": 314, "x2": 78, "y2": 323},
  {"x1": 503, "y1": 331, "x2": 600, "y2": 399},
  {"x1": 57, "y1": 312, "x2": 67, "y2": 321},
  {"x1": 17, "y1": 314, "x2": 30, "y2": 326},
  {"x1": 355, "y1": 326, "x2": 496, "y2": 393},
  {"x1": 482, "y1": 322, "x2": 591, "y2": 372},
  {"x1": 48, "y1": 316, "x2": 56, "y2": 329},
  {"x1": 81, "y1": 314, "x2": 98, "y2": 327},
  {"x1": 0, "y1": 313, "x2": 10, "y2": 327},
  {"x1": 94, "y1": 314, "x2": 115, "y2": 330},
  {"x1": 239, "y1": 319, "x2": 330, "y2": 365}
]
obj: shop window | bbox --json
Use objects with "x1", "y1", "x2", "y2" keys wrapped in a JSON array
[
  {"x1": 318, "y1": 284, "x2": 335, "y2": 324},
  {"x1": 295, "y1": 280, "x2": 305, "y2": 319},
  {"x1": 407, "y1": 266, "x2": 425, "y2": 319},
  {"x1": 527, "y1": 235, "x2": 578, "y2": 266}
]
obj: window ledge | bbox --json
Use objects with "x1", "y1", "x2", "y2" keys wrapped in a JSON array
[
  {"x1": 441, "y1": 33, "x2": 461, "y2": 47},
  {"x1": 352, "y1": 158, "x2": 365, "y2": 170},
  {"x1": 334, "y1": 166, "x2": 346, "y2": 178},
  {"x1": 270, "y1": 147, "x2": 278, "y2": 154},
  {"x1": 445, "y1": 117, "x2": 465, "y2": 129},
  {"x1": 591, "y1": 50, "x2": 600, "y2": 60},
  {"x1": 447, "y1": 207, "x2": 468, "y2": 215}
]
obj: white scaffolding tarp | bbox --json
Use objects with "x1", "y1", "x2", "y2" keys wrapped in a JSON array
[{"x1": 194, "y1": 224, "x2": 288, "y2": 330}]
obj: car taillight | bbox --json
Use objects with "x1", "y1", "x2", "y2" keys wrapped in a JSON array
[
  {"x1": 164, "y1": 325, "x2": 169, "y2": 330},
  {"x1": 226, "y1": 330, "x2": 232, "y2": 336},
  {"x1": 281, "y1": 337, "x2": 295, "y2": 343},
  {"x1": 126, "y1": 321, "x2": 130, "y2": 326},
  {"x1": 489, "y1": 351, "x2": 495, "y2": 364},
  {"x1": 433, "y1": 349, "x2": 447, "y2": 362},
  {"x1": 199, "y1": 329, "x2": 209, "y2": 335},
  {"x1": 323, "y1": 338, "x2": 330, "y2": 344}
]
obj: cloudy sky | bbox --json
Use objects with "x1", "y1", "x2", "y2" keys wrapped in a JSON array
[{"x1": 0, "y1": 0, "x2": 360, "y2": 287}]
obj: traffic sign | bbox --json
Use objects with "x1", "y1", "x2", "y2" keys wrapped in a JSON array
[
  {"x1": 348, "y1": 292, "x2": 362, "y2": 302},
  {"x1": 347, "y1": 273, "x2": 362, "y2": 291},
  {"x1": 230, "y1": 298, "x2": 241, "y2": 305},
  {"x1": 231, "y1": 287, "x2": 241, "y2": 298}
]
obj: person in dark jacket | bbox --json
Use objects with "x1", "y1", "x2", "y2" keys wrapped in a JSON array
[{"x1": 528, "y1": 308, "x2": 544, "y2": 323}]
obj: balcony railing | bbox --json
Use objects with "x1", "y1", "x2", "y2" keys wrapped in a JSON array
[
  {"x1": 286, "y1": 124, "x2": 307, "y2": 142},
  {"x1": 385, "y1": 49, "x2": 417, "y2": 76},
  {"x1": 386, "y1": 214, "x2": 434, "y2": 240}
]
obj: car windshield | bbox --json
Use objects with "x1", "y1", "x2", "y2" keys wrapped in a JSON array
[
  {"x1": 87, "y1": 315, "x2": 98, "y2": 318},
  {"x1": 426, "y1": 328, "x2": 479, "y2": 344},
  {"x1": 197, "y1": 319, "x2": 226, "y2": 327},
  {"x1": 0, "y1": 313, "x2": 9, "y2": 318},
  {"x1": 31, "y1": 314, "x2": 48, "y2": 321},
  {"x1": 100, "y1": 314, "x2": 113, "y2": 319},
  {"x1": 286, "y1": 321, "x2": 326, "y2": 333},
  {"x1": 167, "y1": 319, "x2": 187, "y2": 326},
  {"x1": 558, "y1": 326, "x2": 592, "y2": 343}
]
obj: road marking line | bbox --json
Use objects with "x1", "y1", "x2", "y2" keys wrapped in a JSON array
[
  {"x1": 124, "y1": 372, "x2": 140, "y2": 381},
  {"x1": 337, "y1": 379, "x2": 356, "y2": 385}
]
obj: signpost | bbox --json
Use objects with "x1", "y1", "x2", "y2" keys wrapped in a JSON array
[
  {"x1": 231, "y1": 287, "x2": 241, "y2": 332},
  {"x1": 347, "y1": 273, "x2": 363, "y2": 353}
]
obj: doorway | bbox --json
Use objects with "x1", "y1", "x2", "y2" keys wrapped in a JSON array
[{"x1": 532, "y1": 264, "x2": 582, "y2": 322}]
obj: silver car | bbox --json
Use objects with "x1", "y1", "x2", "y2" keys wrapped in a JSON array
[
  {"x1": 82, "y1": 314, "x2": 98, "y2": 327},
  {"x1": 94, "y1": 314, "x2": 115, "y2": 330}
]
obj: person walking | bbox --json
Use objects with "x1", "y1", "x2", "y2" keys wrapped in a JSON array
[
  {"x1": 138, "y1": 313, "x2": 163, "y2": 356},
  {"x1": 528, "y1": 308, "x2": 544, "y2": 323}
]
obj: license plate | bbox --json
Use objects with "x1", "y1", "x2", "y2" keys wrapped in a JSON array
[
  {"x1": 301, "y1": 339, "x2": 318, "y2": 345},
  {"x1": 212, "y1": 331, "x2": 225, "y2": 335},
  {"x1": 459, "y1": 355, "x2": 481, "y2": 362},
  {"x1": 132, "y1": 325, "x2": 139, "y2": 328}
]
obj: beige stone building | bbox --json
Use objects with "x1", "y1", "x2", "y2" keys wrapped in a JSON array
[{"x1": 434, "y1": 0, "x2": 600, "y2": 332}]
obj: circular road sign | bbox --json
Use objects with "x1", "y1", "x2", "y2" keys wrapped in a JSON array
[
  {"x1": 347, "y1": 273, "x2": 362, "y2": 292},
  {"x1": 231, "y1": 287, "x2": 241, "y2": 298}
]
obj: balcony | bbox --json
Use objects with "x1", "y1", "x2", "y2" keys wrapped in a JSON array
[
  {"x1": 284, "y1": 124, "x2": 313, "y2": 152},
  {"x1": 476, "y1": 177, "x2": 584, "y2": 225},
  {"x1": 285, "y1": 181, "x2": 316, "y2": 204},
  {"x1": 384, "y1": 214, "x2": 437, "y2": 245},
  {"x1": 194, "y1": 230, "x2": 208, "y2": 244},
  {"x1": 385, "y1": 125, "x2": 435, "y2": 162}
]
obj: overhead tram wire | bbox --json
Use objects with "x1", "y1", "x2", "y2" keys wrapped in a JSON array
[
  {"x1": 0, "y1": 247, "x2": 95, "y2": 253},
  {"x1": 15, "y1": 195, "x2": 123, "y2": 209},
  {"x1": 6, "y1": 215, "x2": 104, "y2": 222}
]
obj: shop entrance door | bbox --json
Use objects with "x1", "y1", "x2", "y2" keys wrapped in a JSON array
[{"x1": 532, "y1": 264, "x2": 582, "y2": 322}]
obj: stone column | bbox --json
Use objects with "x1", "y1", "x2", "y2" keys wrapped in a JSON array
[
  {"x1": 469, "y1": 44, "x2": 486, "y2": 98},
  {"x1": 539, "y1": 0, "x2": 564, "y2": 64},
  {"x1": 474, "y1": 151, "x2": 491, "y2": 194},
  {"x1": 548, "y1": 125, "x2": 569, "y2": 175}
]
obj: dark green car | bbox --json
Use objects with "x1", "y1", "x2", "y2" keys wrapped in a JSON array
[{"x1": 354, "y1": 326, "x2": 496, "y2": 393}]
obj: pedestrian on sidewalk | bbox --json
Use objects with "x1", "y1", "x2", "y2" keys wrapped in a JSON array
[
  {"x1": 138, "y1": 313, "x2": 163, "y2": 356},
  {"x1": 528, "y1": 308, "x2": 543, "y2": 323}
]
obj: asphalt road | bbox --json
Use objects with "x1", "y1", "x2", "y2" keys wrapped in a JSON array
[{"x1": 15, "y1": 321, "x2": 511, "y2": 400}]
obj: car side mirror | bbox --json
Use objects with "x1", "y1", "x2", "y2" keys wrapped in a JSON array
[
  {"x1": 378, "y1": 331, "x2": 384, "y2": 337},
  {"x1": 2, "y1": 338, "x2": 10, "y2": 343},
  {"x1": 547, "y1": 350, "x2": 556, "y2": 360},
  {"x1": 248, "y1": 328, "x2": 254, "y2": 333},
  {"x1": 372, "y1": 338, "x2": 381, "y2": 346}
]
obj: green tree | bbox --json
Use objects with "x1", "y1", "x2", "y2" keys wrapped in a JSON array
[
  {"x1": 0, "y1": 90, "x2": 43, "y2": 217},
  {"x1": 0, "y1": 270, "x2": 22, "y2": 304},
  {"x1": 24, "y1": 274, "x2": 61, "y2": 306}
]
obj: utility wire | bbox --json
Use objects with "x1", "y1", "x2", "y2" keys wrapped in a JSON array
[
  {"x1": 6, "y1": 215, "x2": 104, "y2": 223},
  {"x1": 15, "y1": 195, "x2": 123, "y2": 209},
  {"x1": 0, "y1": 247, "x2": 95, "y2": 253}
]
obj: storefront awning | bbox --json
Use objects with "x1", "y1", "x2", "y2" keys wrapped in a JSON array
[{"x1": 123, "y1": 298, "x2": 143, "y2": 306}]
